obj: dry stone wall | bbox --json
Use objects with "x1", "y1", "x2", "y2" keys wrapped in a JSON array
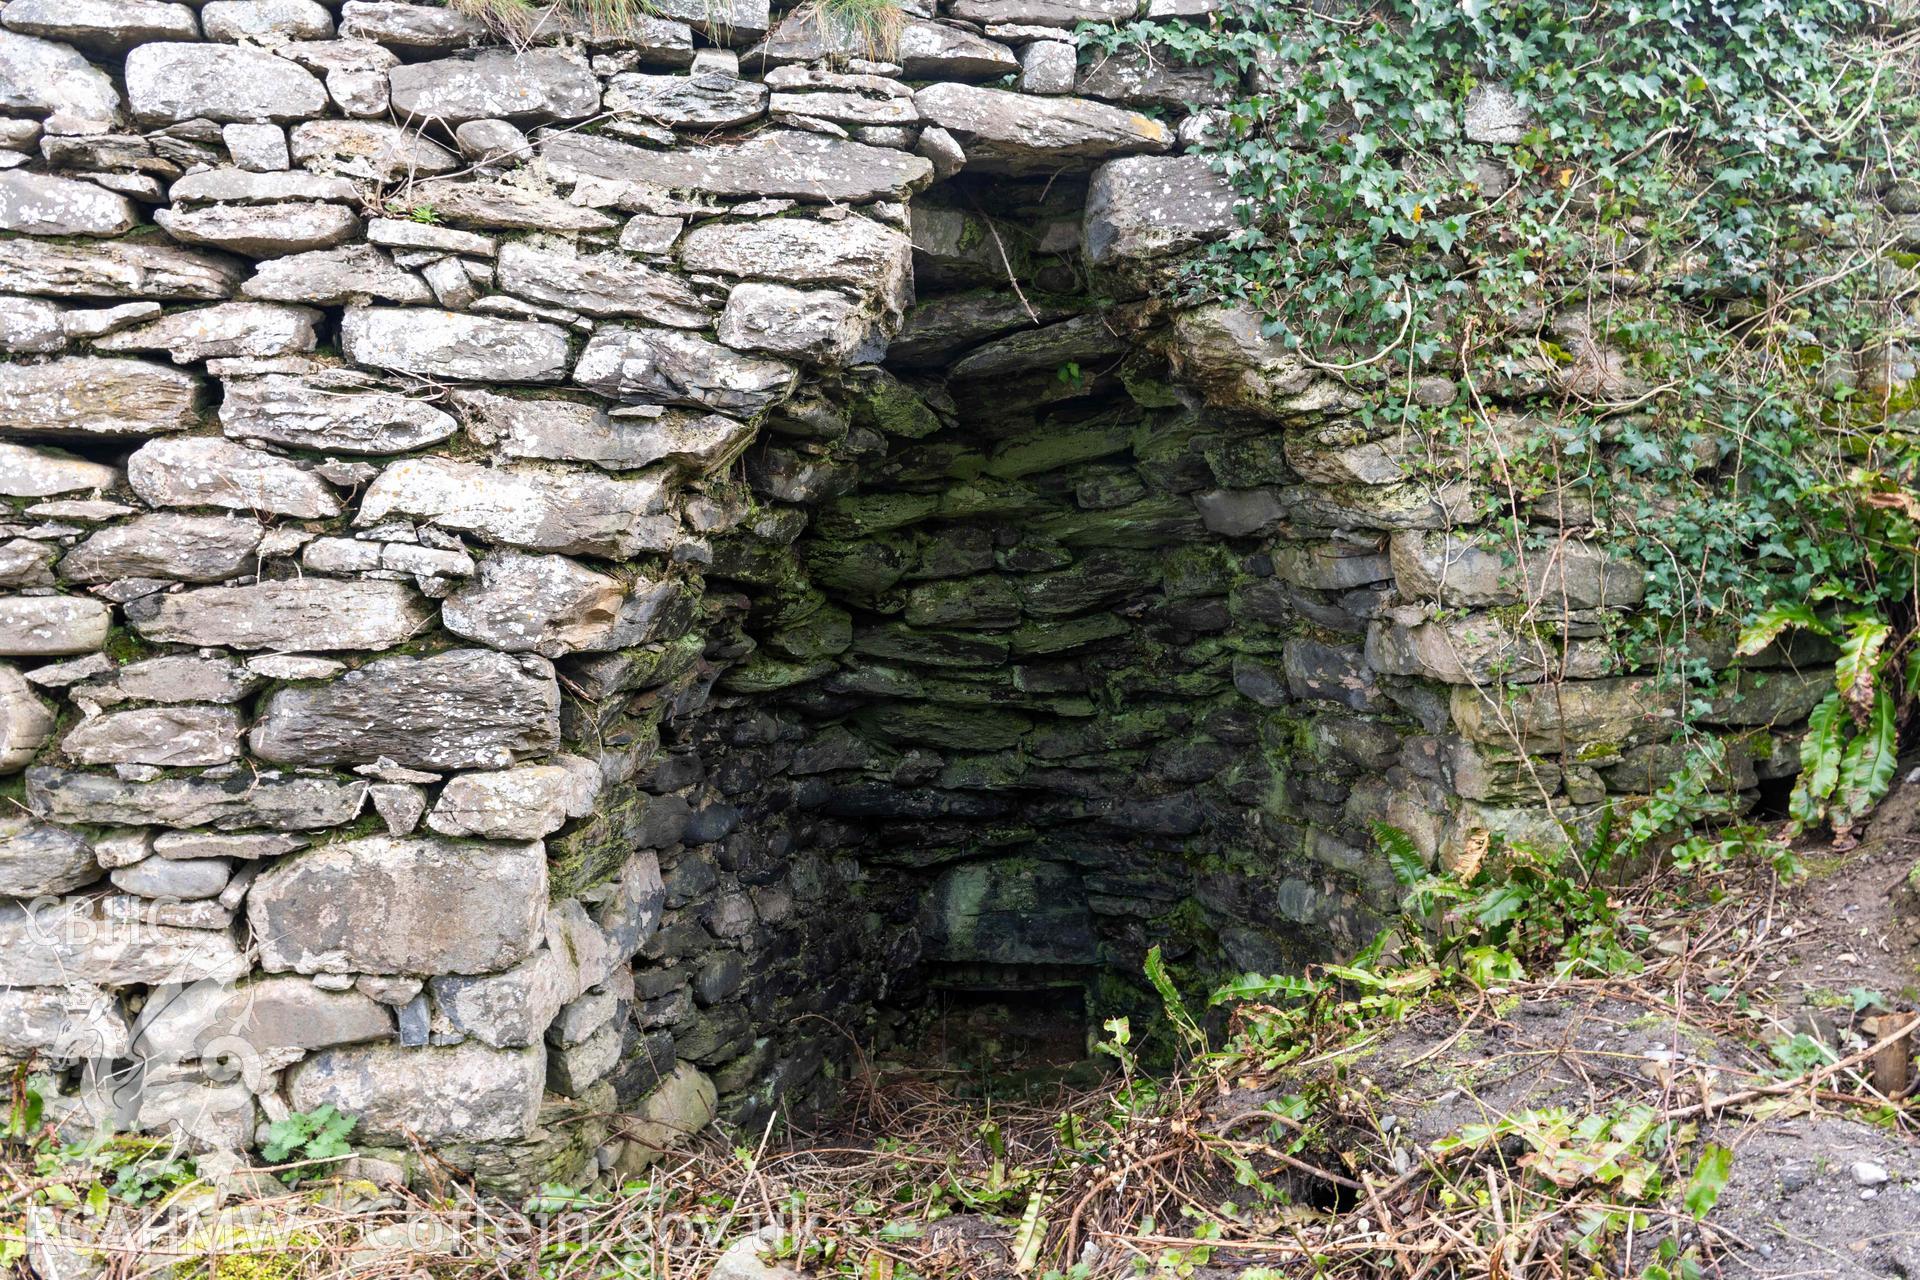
[{"x1": 0, "y1": 0, "x2": 1833, "y2": 1186}]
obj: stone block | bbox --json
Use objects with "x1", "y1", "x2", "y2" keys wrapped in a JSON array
[{"x1": 249, "y1": 835, "x2": 547, "y2": 976}]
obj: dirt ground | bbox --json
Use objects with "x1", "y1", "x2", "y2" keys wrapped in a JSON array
[{"x1": 1298, "y1": 770, "x2": 1920, "y2": 1280}]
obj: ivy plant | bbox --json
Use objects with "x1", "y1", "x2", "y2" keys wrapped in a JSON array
[{"x1": 1084, "y1": 0, "x2": 1920, "y2": 832}]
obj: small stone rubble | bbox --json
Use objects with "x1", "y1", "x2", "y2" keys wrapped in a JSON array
[{"x1": 0, "y1": 0, "x2": 1837, "y2": 1191}]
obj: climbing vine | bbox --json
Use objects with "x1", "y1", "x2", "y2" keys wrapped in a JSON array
[{"x1": 1086, "y1": 0, "x2": 1920, "y2": 825}]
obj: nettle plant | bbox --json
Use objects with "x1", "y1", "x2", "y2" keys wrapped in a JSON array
[{"x1": 1087, "y1": 0, "x2": 1920, "y2": 833}]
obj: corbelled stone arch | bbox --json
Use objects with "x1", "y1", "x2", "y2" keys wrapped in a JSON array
[{"x1": 0, "y1": 0, "x2": 1831, "y2": 1191}]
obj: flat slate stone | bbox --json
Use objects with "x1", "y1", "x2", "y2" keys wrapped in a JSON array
[
  {"x1": 220, "y1": 372, "x2": 457, "y2": 454},
  {"x1": 1084, "y1": 154, "x2": 1236, "y2": 265},
  {"x1": 0, "y1": 30, "x2": 121, "y2": 125},
  {"x1": 678, "y1": 214, "x2": 912, "y2": 294},
  {"x1": 754, "y1": 16, "x2": 1016, "y2": 79},
  {"x1": 288, "y1": 119, "x2": 461, "y2": 182},
  {"x1": 0, "y1": 239, "x2": 244, "y2": 300},
  {"x1": 241, "y1": 244, "x2": 431, "y2": 306},
  {"x1": 124, "y1": 578, "x2": 434, "y2": 652},
  {"x1": 251, "y1": 648, "x2": 560, "y2": 771},
  {"x1": 154, "y1": 203, "x2": 361, "y2": 258},
  {"x1": 251, "y1": 835, "x2": 547, "y2": 977},
  {"x1": 0, "y1": 896, "x2": 246, "y2": 988},
  {"x1": 61, "y1": 513, "x2": 264, "y2": 584},
  {"x1": 948, "y1": 0, "x2": 1141, "y2": 25},
  {"x1": 453, "y1": 389, "x2": 752, "y2": 472},
  {"x1": 393, "y1": 178, "x2": 621, "y2": 232},
  {"x1": 388, "y1": 49, "x2": 600, "y2": 124},
  {"x1": 718, "y1": 282, "x2": 880, "y2": 364},
  {"x1": 201, "y1": 0, "x2": 336, "y2": 42},
  {"x1": 95, "y1": 302, "x2": 322, "y2": 363},
  {"x1": 443, "y1": 551, "x2": 677, "y2": 657},
  {"x1": 65, "y1": 706, "x2": 244, "y2": 768},
  {"x1": 128, "y1": 437, "x2": 340, "y2": 518},
  {"x1": 0, "y1": 0, "x2": 199, "y2": 56},
  {"x1": 124, "y1": 42, "x2": 330, "y2": 124},
  {"x1": 73, "y1": 655, "x2": 261, "y2": 707},
  {"x1": 0, "y1": 596, "x2": 111, "y2": 657},
  {"x1": 341, "y1": 305, "x2": 572, "y2": 383},
  {"x1": 0, "y1": 357, "x2": 200, "y2": 436},
  {"x1": 575, "y1": 326, "x2": 799, "y2": 416},
  {"x1": 25, "y1": 766, "x2": 367, "y2": 831},
  {"x1": 913, "y1": 83, "x2": 1170, "y2": 173},
  {"x1": 170, "y1": 169, "x2": 362, "y2": 206},
  {"x1": 357, "y1": 456, "x2": 674, "y2": 557},
  {"x1": 338, "y1": 0, "x2": 491, "y2": 52},
  {"x1": 286, "y1": 1041, "x2": 543, "y2": 1143},
  {"x1": 604, "y1": 70, "x2": 768, "y2": 128},
  {"x1": 0, "y1": 817, "x2": 97, "y2": 898},
  {"x1": 495, "y1": 241, "x2": 711, "y2": 326},
  {"x1": 540, "y1": 129, "x2": 933, "y2": 203},
  {"x1": 0, "y1": 171, "x2": 137, "y2": 238}
]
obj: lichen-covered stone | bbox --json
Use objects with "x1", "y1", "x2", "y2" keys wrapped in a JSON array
[
  {"x1": 574, "y1": 326, "x2": 799, "y2": 415},
  {"x1": 0, "y1": 817, "x2": 96, "y2": 897},
  {"x1": 0, "y1": 0, "x2": 198, "y2": 56},
  {"x1": 0, "y1": 239, "x2": 244, "y2": 300},
  {"x1": 1084, "y1": 154, "x2": 1236, "y2": 265},
  {"x1": 124, "y1": 42, "x2": 329, "y2": 124},
  {"x1": 0, "y1": 30, "x2": 120, "y2": 125},
  {"x1": 287, "y1": 1041, "x2": 543, "y2": 1143},
  {"x1": 26, "y1": 767, "x2": 366, "y2": 831},
  {"x1": 453, "y1": 390, "x2": 751, "y2": 473},
  {"x1": 0, "y1": 896, "x2": 246, "y2": 987},
  {"x1": 201, "y1": 0, "x2": 335, "y2": 42},
  {"x1": 342, "y1": 305, "x2": 571, "y2": 383},
  {"x1": 154, "y1": 203, "x2": 361, "y2": 258},
  {"x1": 250, "y1": 649, "x2": 560, "y2": 770},
  {"x1": 540, "y1": 129, "x2": 933, "y2": 203},
  {"x1": 64, "y1": 706, "x2": 244, "y2": 768},
  {"x1": 428, "y1": 763, "x2": 595, "y2": 839},
  {"x1": 913, "y1": 84, "x2": 1170, "y2": 173},
  {"x1": 73, "y1": 656, "x2": 260, "y2": 707},
  {"x1": 95, "y1": 302, "x2": 321, "y2": 363},
  {"x1": 0, "y1": 171, "x2": 137, "y2": 237},
  {"x1": 250, "y1": 835, "x2": 546, "y2": 976},
  {"x1": 441, "y1": 552, "x2": 624, "y2": 657},
  {"x1": 388, "y1": 50, "x2": 600, "y2": 124},
  {"x1": 125, "y1": 579, "x2": 433, "y2": 652},
  {"x1": 605, "y1": 70, "x2": 767, "y2": 128},
  {"x1": 61, "y1": 514, "x2": 262, "y2": 584},
  {"x1": 0, "y1": 596, "x2": 111, "y2": 657},
  {"x1": 718, "y1": 284, "x2": 884, "y2": 364},
  {"x1": 680, "y1": 214, "x2": 912, "y2": 301},
  {"x1": 0, "y1": 984, "x2": 127, "y2": 1061},
  {"x1": 359, "y1": 456, "x2": 672, "y2": 557},
  {"x1": 496, "y1": 241, "x2": 711, "y2": 325},
  {"x1": 0, "y1": 357, "x2": 200, "y2": 436},
  {"x1": 241, "y1": 244, "x2": 431, "y2": 305},
  {"x1": 131, "y1": 975, "x2": 392, "y2": 1064},
  {"x1": 0, "y1": 443, "x2": 116, "y2": 498},
  {"x1": 128, "y1": 437, "x2": 340, "y2": 518},
  {"x1": 220, "y1": 371, "x2": 457, "y2": 453},
  {"x1": 288, "y1": 118, "x2": 461, "y2": 181}
]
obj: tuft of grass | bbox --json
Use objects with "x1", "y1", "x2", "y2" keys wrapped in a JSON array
[
  {"x1": 810, "y1": 0, "x2": 905, "y2": 61},
  {"x1": 447, "y1": 0, "x2": 663, "y2": 44}
]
